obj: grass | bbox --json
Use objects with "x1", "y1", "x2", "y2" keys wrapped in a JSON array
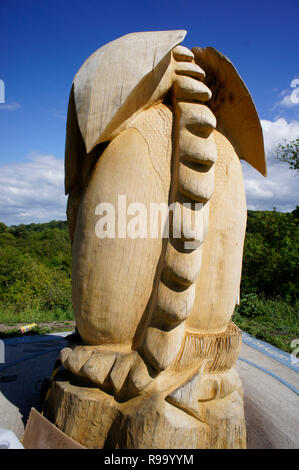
[
  {"x1": 0, "y1": 304, "x2": 74, "y2": 324},
  {"x1": 0, "y1": 304, "x2": 75, "y2": 339},
  {"x1": 233, "y1": 295, "x2": 299, "y2": 353}
]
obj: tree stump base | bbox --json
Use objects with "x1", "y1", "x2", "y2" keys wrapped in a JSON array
[{"x1": 46, "y1": 371, "x2": 246, "y2": 449}]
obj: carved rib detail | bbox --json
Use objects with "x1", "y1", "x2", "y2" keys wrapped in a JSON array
[
  {"x1": 153, "y1": 282, "x2": 195, "y2": 326},
  {"x1": 179, "y1": 163, "x2": 214, "y2": 202},
  {"x1": 141, "y1": 52, "x2": 218, "y2": 372},
  {"x1": 179, "y1": 130, "x2": 217, "y2": 166}
]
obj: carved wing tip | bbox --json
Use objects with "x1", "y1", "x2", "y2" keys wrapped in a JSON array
[{"x1": 192, "y1": 46, "x2": 267, "y2": 176}]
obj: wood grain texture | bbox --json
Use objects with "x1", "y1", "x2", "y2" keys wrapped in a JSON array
[{"x1": 73, "y1": 30, "x2": 186, "y2": 153}]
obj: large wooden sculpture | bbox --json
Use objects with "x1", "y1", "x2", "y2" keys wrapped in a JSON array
[{"x1": 46, "y1": 30, "x2": 266, "y2": 449}]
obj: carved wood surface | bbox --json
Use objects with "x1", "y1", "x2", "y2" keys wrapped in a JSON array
[{"x1": 46, "y1": 31, "x2": 266, "y2": 449}]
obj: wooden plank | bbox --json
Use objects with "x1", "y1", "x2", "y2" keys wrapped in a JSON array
[{"x1": 22, "y1": 408, "x2": 85, "y2": 449}]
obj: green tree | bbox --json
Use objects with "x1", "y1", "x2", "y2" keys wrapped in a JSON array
[
  {"x1": 274, "y1": 138, "x2": 299, "y2": 172},
  {"x1": 0, "y1": 223, "x2": 7, "y2": 233},
  {"x1": 242, "y1": 210, "x2": 299, "y2": 302}
]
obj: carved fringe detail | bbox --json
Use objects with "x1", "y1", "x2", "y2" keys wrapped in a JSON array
[{"x1": 172, "y1": 321, "x2": 242, "y2": 373}]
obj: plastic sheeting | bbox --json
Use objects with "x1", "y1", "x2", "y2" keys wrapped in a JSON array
[{"x1": 0, "y1": 428, "x2": 24, "y2": 449}]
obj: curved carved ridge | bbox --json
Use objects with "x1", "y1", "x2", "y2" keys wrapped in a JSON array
[
  {"x1": 166, "y1": 364, "x2": 206, "y2": 421},
  {"x1": 140, "y1": 47, "x2": 218, "y2": 374},
  {"x1": 178, "y1": 162, "x2": 214, "y2": 203},
  {"x1": 165, "y1": 366, "x2": 242, "y2": 422},
  {"x1": 179, "y1": 130, "x2": 217, "y2": 166},
  {"x1": 163, "y1": 242, "x2": 202, "y2": 286},
  {"x1": 152, "y1": 282, "x2": 196, "y2": 327}
]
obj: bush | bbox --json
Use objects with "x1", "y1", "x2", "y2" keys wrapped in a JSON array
[
  {"x1": 242, "y1": 210, "x2": 299, "y2": 302},
  {"x1": 0, "y1": 221, "x2": 72, "y2": 322},
  {"x1": 235, "y1": 293, "x2": 262, "y2": 318}
]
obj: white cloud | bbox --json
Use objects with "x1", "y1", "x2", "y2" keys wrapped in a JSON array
[
  {"x1": 0, "y1": 102, "x2": 21, "y2": 111},
  {"x1": 279, "y1": 94, "x2": 296, "y2": 108},
  {"x1": 0, "y1": 153, "x2": 67, "y2": 225},
  {"x1": 274, "y1": 78, "x2": 299, "y2": 109},
  {"x1": 261, "y1": 118, "x2": 299, "y2": 154},
  {"x1": 279, "y1": 94, "x2": 299, "y2": 108},
  {"x1": 242, "y1": 118, "x2": 299, "y2": 212},
  {"x1": 243, "y1": 161, "x2": 298, "y2": 212}
]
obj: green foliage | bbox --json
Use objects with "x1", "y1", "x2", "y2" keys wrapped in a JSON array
[
  {"x1": 274, "y1": 138, "x2": 299, "y2": 172},
  {"x1": 233, "y1": 208, "x2": 299, "y2": 352},
  {"x1": 242, "y1": 209, "x2": 299, "y2": 302},
  {"x1": 233, "y1": 298, "x2": 299, "y2": 353},
  {"x1": 0, "y1": 220, "x2": 72, "y2": 322},
  {"x1": 235, "y1": 293, "x2": 262, "y2": 318},
  {"x1": 0, "y1": 222, "x2": 7, "y2": 233}
]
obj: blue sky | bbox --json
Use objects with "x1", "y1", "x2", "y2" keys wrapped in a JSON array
[{"x1": 0, "y1": 0, "x2": 298, "y2": 225}]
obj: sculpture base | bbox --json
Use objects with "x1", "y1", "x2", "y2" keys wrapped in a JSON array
[{"x1": 46, "y1": 372, "x2": 246, "y2": 449}]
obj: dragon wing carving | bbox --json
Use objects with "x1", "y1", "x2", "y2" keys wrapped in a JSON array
[
  {"x1": 65, "y1": 30, "x2": 186, "y2": 196},
  {"x1": 192, "y1": 46, "x2": 266, "y2": 176}
]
